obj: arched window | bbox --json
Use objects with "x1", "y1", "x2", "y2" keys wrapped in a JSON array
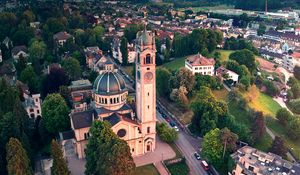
[
  {"x1": 145, "y1": 54, "x2": 152, "y2": 64},
  {"x1": 105, "y1": 98, "x2": 107, "y2": 104},
  {"x1": 114, "y1": 98, "x2": 116, "y2": 104},
  {"x1": 110, "y1": 98, "x2": 113, "y2": 104}
]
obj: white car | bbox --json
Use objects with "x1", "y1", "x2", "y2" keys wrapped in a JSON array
[{"x1": 173, "y1": 126, "x2": 179, "y2": 132}]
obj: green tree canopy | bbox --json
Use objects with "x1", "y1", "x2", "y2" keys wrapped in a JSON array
[
  {"x1": 229, "y1": 49, "x2": 256, "y2": 73},
  {"x1": 41, "y1": 93, "x2": 70, "y2": 135},
  {"x1": 156, "y1": 123, "x2": 178, "y2": 143},
  {"x1": 120, "y1": 37, "x2": 128, "y2": 65},
  {"x1": 201, "y1": 128, "x2": 223, "y2": 167},
  {"x1": 51, "y1": 140, "x2": 70, "y2": 175},
  {"x1": 276, "y1": 108, "x2": 292, "y2": 126},
  {"x1": 294, "y1": 66, "x2": 300, "y2": 81},
  {"x1": 85, "y1": 121, "x2": 135, "y2": 175},
  {"x1": 19, "y1": 65, "x2": 39, "y2": 93},
  {"x1": 61, "y1": 57, "x2": 81, "y2": 80},
  {"x1": 156, "y1": 68, "x2": 171, "y2": 97},
  {"x1": 6, "y1": 138, "x2": 32, "y2": 175}
]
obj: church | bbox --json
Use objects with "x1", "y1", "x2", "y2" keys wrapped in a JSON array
[{"x1": 61, "y1": 29, "x2": 157, "y2": 159}]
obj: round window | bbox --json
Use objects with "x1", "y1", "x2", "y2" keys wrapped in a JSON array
[{"x1": 117, "y1": 129, "x2": 126, "y2": 137}]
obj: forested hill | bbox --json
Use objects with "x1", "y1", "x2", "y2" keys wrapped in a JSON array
[{"x1": 164, "y1": 0, "x2": 300, "y2": 11}]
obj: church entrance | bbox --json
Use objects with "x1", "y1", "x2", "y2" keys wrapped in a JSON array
[
  {"x1": 144, "y1": 137, "x2": 154, "y2": 153},
  {"x1": 147, "y1": 144, "x2": 151, "y2": 151}
]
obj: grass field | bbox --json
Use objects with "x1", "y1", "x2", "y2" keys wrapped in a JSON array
[
  {"x1": 134, "y1": 164, "x2": 159, "y2": 175},
  {"x1": 214, "y1": 49, "x2": 233, "y2": 63},
  {"x1": 161, "y1": 56, "x2": 186, "y2": 72},
  {"x1": 242, "y1": 86, "x2": 281, "y2": 117},
  {"x1": 253, "y1": 133, "x2": 273, "y2": 152}
]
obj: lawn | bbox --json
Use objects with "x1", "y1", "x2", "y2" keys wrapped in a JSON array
[
  {"x1": 212, "y1": 88, "x2": 229, "y2": 101},
  {"x1": 161, "y1": 56, "x2": 186, "y2": 72},
  {"x1": 214, "y1": 49, "x2": 233, "y2": 63},
  {"x1": 242, "y1": 86, "x2": 281, "y2": 117},
  {"x1": 166, "y1": 160, "x2": 189, "y2": 175},
  {"x1": 134, "y1": 164, "x2": 159, "y2": 175},
  {"x1": 252, "y1": 133, "x2": 273, "y2": 152}
]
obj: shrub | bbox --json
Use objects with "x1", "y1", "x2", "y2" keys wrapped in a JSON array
[{"x1": 288, "y1": 98, "x2": 300, "y2": 114}]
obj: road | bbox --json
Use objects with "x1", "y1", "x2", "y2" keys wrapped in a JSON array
[{"x1": 156, "y1": 108, "x2": 208, "y2": 175}]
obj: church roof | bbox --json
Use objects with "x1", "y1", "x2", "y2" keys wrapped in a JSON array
[
  {"x1": 93, "y1": 71, "x2": 126, "y2": 95},
  {"x1": 71, "y1": 110, "x2": 96, "y2": 129}
]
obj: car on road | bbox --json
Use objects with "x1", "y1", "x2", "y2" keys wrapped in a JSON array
[
  {"x1": 165, "y1": 117, "x2": 171, "y2": 122},
  {"x1": 169, "y1": 121, "x2": 176, "y2": 127},
  {"x1": 194, "y1": 152, "x2": 201, "y2": 160},
  {"x1": 173, "y1": 126, "x2": 179, "y2": 132},
  {"x1": 201, "y1": 160, "x2": 209, "y2": 171}
]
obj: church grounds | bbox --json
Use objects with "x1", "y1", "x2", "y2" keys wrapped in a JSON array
[{"x1": 134, "y1": 164, "x2": 159, "y2": 175}]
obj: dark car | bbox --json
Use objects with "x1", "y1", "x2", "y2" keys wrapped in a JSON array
[
  {"x1": 165, "y1": 117, "x2": 171, "y2": 122},
  {"x1": 169, "y1": 121, "x2": 176, "y2": 127},
  {"x1": 194, "y1": 152, "x2": 201, "y2": 160}
]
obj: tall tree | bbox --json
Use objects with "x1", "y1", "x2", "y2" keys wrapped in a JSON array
[
  {"x1": 229, "y1": 49, "x2": 256, "y2": 73},
  {"x1": 19, "y1": 65, "x2": 39, "y2": 93},
  {"x1": 85, "y1": 121, "x2": 135, "y2": 175},
  {"x1": 270, "y1": 136, "x2": 288, "y2": 157},
  {"x1": 51, "y1": 140, "x2": 70, "y2": 175},
  {"x1": 294, "y1": 66, "x2": 300, "y2": 81},
  {"x1": 120, "y1": 37, "x2": 128, "y2": 65},
  {"x1": 201, "y1": 128, "x2": 223, "y2": 168},
  {"x1": 276, "y1": 108, "x2": 292, "y2": 126},
  {"x1": 61, "y1": 57, "x2": 81, "y2": 80},
  {"x1": 220, "y1": 128, "x2": 238, "y2": 158},
  {"x1": 251, "y1": 112, "x2": 266, "y2": 141},
  {"x1": 6, "y1": 138, "x2": 32, "y2": 175},
  {"x1": 156, "y1": 123, "x2": 178, "y2": 143},
  {"x1": 42, "y1": 93, "x2": 70, "y2": 135},
  {"x1": 156, "y1": 68, "x2": 171, "y2": 97}
]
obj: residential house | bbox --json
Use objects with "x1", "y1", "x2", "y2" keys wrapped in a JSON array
[
  {"x1": 231, "y1": 146, "x2": 300, "y2": 175},
  {"x1": 0, "y1": 60, "x2": 16, "y2": 85},
  {"x1": 53, "y1": 31, "x2": 73, "y2": 46},
  {"x1": 23, "y1": 93, "x2": 42, "y2": 119},
  {"x1": 11, "y1": 45, "x2": 28, "y2": 62},
  {"x1": 216, "y1": 66, "x2": 239, "y2": 85},
  {"x1": 111, "y1": 38, "x2": 136, "y2": 64},
  {"x1": 84, "y1": 46, "x2": 104, "y2": 70},
  {"x1": 185, "y1": 53, "x2": 215, "y2": 76}
]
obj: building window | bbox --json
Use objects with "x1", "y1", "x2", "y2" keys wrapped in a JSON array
[
  {"x1": 139, "y1": 140, "x2": 142, "y2": 143},
  {"x1": 105, "y1": 98, "x2": 107, "y2": 104},
  {"x1": 110, "y1": 98, "x2": 113, "y2": 104},
  {"x1": 36, "y1": 98, "x2": 38, "y2": 102},
  {"x1": 148, "y1": 92, "x2": 150, "y2": 96},
  {"x1": 137, "y1": 53, "x2": 140, "y2": 63},
  {"x1": 147, "y1": 68, "x2": 150, "y2": 70},
  {"x1": 114, "y1": 98, "x2": 116, "y2": 104},
  {"x1": 37, "y1": 110, "x2": 40, "y2": 114},
  {"x1": 147, "y1": 105, "x2": 149, "y2": 109},
  {"x1": 84, "y1": 133, "x2": 90, "y2": 140},
  {"x1": 132, "y1": 148, "x2": 134, "y2": 152},
  {"x1": 147, "y1": 127, "x2": 150, "y2": 133},
  {"x1": 248, "y1": 166, "x2": 254, "y2": 172},
  {"x1": 117, "y1": 97, "x2": 119, "y2": 103},
  {"x1": 145, "y1": 54, "x2": 152, "y2": 64},
  {"x1": 29, "y1": 108, "x2": 34, "y2": 112}
]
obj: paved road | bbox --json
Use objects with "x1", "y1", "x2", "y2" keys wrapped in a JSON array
[{"x1": 156, "y1": 111, "x2": 208, "y2": 175}]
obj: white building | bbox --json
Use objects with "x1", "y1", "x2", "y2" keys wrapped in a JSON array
[
  {"x1": 216, "y1": 66, "x2": 239, "y2": 84},
  {"x1": 111, "y1": 38, "x2": 136, "y2": 64},
  {"x1": 11, "y1": 45, "x2": 29, "y2": 62},
  {"x1": 23, "y1": 93, "x2": 42, "y2": 119},
  {"x1": 282, "y1": 52, "x2": 300, "y2": 72},
  {"x1": 185, "y1": 54, "x2": 215, "y2": 75}
]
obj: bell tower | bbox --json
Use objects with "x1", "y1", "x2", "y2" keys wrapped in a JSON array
[{"x1": 135, "y1": 29, "x2": 157, "y2": 153}]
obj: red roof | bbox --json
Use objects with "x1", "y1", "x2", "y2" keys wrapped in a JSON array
[{"x1": 186, "y1": 54, "x2": 215, "y2": 66}]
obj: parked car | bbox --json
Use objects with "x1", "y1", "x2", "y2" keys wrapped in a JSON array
[
  {"x1": 194, "y1": 152, "x2": 201, "y2": 160},
  {"x1": 165, "y1": 117, "x2": 171, "y2": 122},
  {"x1": 173, "y1": 126, "x2": 179, "y2": 132},
  {"x1": 201, "y1": 160, "x2": 209, "y2": 171},
  {"x1": 169, "y1": 121, "x2": 176, "y2": 127}
]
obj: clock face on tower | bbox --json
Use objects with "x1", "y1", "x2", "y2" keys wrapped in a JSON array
[{"x1": 144, "y1": 72, "x2": 153, "y2": 81}]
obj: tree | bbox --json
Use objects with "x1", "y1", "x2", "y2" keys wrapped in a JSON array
[
  {"x1": 156, "y1": 123, "x2": 178, "y2": 143},
  {"x1": 294, "y1": 66, "x2": 300, "y2": 80},
  {"x1": 120, "y1": 37, "x2": 128, "y2": 65},
  {"x1": 239, "y1": 76, "x2": 250, "y2": 90},
  {"x1": 19, "y1": 65, "x2": 39, "y2": 93},
  {"x1": 85, "y1": 121, "x2": 135, "y2": 175},
  {"x1": 42, "y1": 94, "x2": 70, "y2": 135},
  {"x1": 29, "y1": 39, "x2": 46, "y2": 61},
  {"x1": 287, "y1": 117, "x2": 300, "y2": 139},
  {"x1": 276, "y1": 108, "x2": 292, "y2": 126},
  {"x1": 229, "y1": 49, "x2": 256, "y2": 73},
  {"x1": 251, "y1": 112, "x2": 266, "y2": 141},
  {"x1": 124, "y1": 24, "x2": 143, "y2": 42},
  {"x1": 263, "y1": 80, "x2": 280, "y2": 97},
  {"x1": 61, "y1": 57, "x2": 81, "y2": 80},
  {"x1": 257, "y1": 23, "x2": 266, "y2": 36},
  {"x1": 220, "y1": 128, "x2": 238, "y2": 158},
  {"x1": 288, "y1": 98, "x2": 300, "y2": 114},
  {"x1": 174, "y1": 67, "x2": 195, "y2": 92},
  {"x1": 6, "y1": 138, "x2": 32, "y2": 175},
  {"x1": 201, "y1": 128, "x2": 223, "y2": 168},
  {"x1": 270, "y1": 136, "x2": 288, "y2": 157},
  {"x1": 291, "y1": 83, "x2": 300, "y2": 99},
  {"x1": 42, "y1": 66, "x2": 69, "y2": 96},
  {"x1": 51, "y1": 140, "x2": 70, "y2": 175},
  {"x1": 156, "y1": 68, "x2": 171, "y2": 97}
]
